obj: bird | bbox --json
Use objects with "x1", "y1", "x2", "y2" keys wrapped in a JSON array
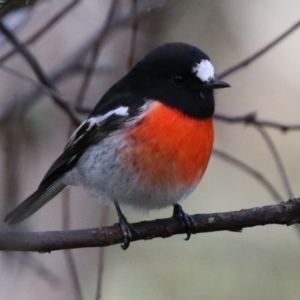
[{"x1": 4, "y1": 42, "x2": 230, "y2": 249}]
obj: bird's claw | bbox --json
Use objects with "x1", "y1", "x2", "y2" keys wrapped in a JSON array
[
  {"x1": 118, "y1": 216, "x2": 135, "y2": 250},
  {"x1": 173, "y1": 204, "x2": 196, "y2": 240},
  {"x1": 114, "y1": 201, "x2": 139, "y2": 250}
]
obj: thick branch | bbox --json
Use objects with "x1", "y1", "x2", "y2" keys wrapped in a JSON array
[{"x1": 1, "y1": 198, "x2": 300, "y2": 252}]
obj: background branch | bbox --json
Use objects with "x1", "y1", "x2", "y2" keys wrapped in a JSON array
[
  {"x1": 214, "y1": 112, "x2": 300, "y2": 132},
  {"x1": 0, "y1": 0, "x2": 81, "y2": 63},
  {"x1": 218, "y1": 18, "x2": 300, "y2": 79},
  {"x1": 256, "y1": 127, "x2": 294, "y2": 198},
  {"x1": 0, "y1": 20, "x2": 81, "y2": 125},
  {"x1": 212, "y1": 149, "x2": 283, "y2": 203},
  {"x1": 0, "y1": 1, "x2": 163, "y2": 125}
]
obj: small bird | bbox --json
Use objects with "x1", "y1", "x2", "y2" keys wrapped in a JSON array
[{"x1": 5, "y1": 42, "x2": 230, "y2": 249}]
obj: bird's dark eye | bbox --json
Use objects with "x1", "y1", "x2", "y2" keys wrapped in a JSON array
[{"x1": 172, "y1": 76, "x2": 186, "y2": 87}]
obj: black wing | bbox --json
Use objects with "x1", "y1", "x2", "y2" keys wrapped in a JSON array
[
  {"x1": 39, "y1": 112, "x2": 129, "y2": 189},
  {"x1": 4, "y1": 86, "x2": 148, "y2": 225},
  {"x1": 4, "y1": 114, "x2": 129, "y2": 225},
  {"x1": 41, "y1": 87, "x2": 147, "y2": 188}
]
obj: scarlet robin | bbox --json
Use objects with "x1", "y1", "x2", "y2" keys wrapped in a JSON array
[{"x1": 5, "y1": 42, "x2": 230, "y2": 249}]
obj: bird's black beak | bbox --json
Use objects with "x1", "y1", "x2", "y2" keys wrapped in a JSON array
[{"x1": 205, "y1": 78, "x2": 230, "y2": 89}]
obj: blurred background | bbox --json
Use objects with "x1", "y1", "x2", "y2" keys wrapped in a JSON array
[{"x1": 0, "y1": 0, "x2": 300, "y2": 299}]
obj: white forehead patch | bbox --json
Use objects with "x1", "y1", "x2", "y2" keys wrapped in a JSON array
[{"x1": 192, "y1": 59, "x2": 215, "y2": 82}]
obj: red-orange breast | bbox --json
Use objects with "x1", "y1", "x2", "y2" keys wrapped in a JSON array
[{"x1": 125, "y1": 102, "x2": 214, "y2": 189}]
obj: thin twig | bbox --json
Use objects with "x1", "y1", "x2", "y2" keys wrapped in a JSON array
[
  {"x1": 63, "y1": 250, "x2": 83, "y2": 300},
  {"x1": 0, "y1": 0, "x2": 81, "y2": 63},
  {"x1": 0, "y1": 62, "x2": 113, "y2": 124},
  {"x1": 0, "y1": 20, "x2": 81, "y2": 125},
  {"x1": 4, "y1": 252, "x2": 61, "y2": 286},
  {"x1": 75, "y1": 0, "x2": 119, "y2": 105},
  {"x1": 254, "y1": 128, "x2": 300, "y2": 241},
  {"x1": 62, "y1": 189, "x2": 83, "y2": 300},
  {"x1": 0, "y1": 1, "x2": 162, "y2": 124},
  {"x1": 94, "y1": 207, "x2": 109, "y2": 300},
  {"x1": 0, "y1": 0, "x2": 38, "y2": 16},
  {"x1": 215, "y1": 113, "x2": 294, "y2": 200},
  {"x1": 214, "y1": 112, "x2": 300, "y2": 132},
  {"x1": 1, "y1": 198, "x2": 300, "y2": 251},
  {"x1": 0, "y1": 62, "x2": 76, "y2": 104},
  {"x1": 3, "y1": 119, "x2": 22, "y2": 210},
  {"x1": 127, "y1": 0, "x2": 138, "y2": 71},
  {"x1": 256, "y1": 127, "x2": 294, "y2": 199},
  {"x1": 213, "y1": 149, "x2": 283, "y2": 203},
  {"x1": 218, "y1": 18, "x2": 300, "y2": 79}
]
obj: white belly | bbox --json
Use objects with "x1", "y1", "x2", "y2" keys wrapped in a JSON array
[{"x1": 62, "y1": 132, "x2": 196, "y2": 211}]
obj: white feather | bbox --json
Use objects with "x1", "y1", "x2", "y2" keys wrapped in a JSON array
[
  {"x1": 90, "y1": 106, "x2": 129, "y2": 124},
  {"x1": 193, "y1": 59, "x2": 215, "y2": 82}
]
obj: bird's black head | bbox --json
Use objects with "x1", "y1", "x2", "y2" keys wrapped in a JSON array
[
  {"x1": 97, "y1": 43, "x2": 230, "y2": 119},
  {"x1": 123, "y1": 42, "x2": 230, "y2": 119}
]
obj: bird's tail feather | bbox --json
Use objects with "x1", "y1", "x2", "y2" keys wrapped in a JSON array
[{"x1": 4, "y1": 180, "x2": 66, "y2": 225}]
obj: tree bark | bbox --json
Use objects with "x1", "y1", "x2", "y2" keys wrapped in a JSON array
[{"x1": 1, "y1": 198, "x2": 299, "y2": 252}]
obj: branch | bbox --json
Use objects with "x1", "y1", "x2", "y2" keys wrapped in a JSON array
[
  {"x1": 0, "y1": 0, "x2": 80, "y2": 63},
  {"x1": 0, "y1": 0, "x2": 38, "y2": 16},
  {"x1": 213, "y1": 149, "x2": 283, "y2": 203},
  {"x1": 218, "y1": 18, "x2": 300, "y2": 79},
  {"x1": 1, "y1": 198, "x2": 300, "y2": 252},
  {"x1": 0, "y1": 20, "x2": 81, "y2": 125},
  {"x1": 126, "y1": 0, "x2": 138, "y2": 71},
  {"x1": 0, "y1": 0, "x2": 165, "y2": 123},
  {"x1": 214, "y1": 112, "x2": 300, "y2": 132},
  {"x1": 75, "y1": 0, "x2": 119, "y2": 106},
  {"x1": 94, "y1": 207, "x2": 109, "y2": 300},
  {"x1": 256, "y1": 127, "x2": 294, "y2": 199}
]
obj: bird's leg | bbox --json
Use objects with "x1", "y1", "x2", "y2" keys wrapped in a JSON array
[
  {"x1": 114, "y1": 201, "x2": 136, "y2": 250},
  {"x1": 172, "y1": 203, "x2": 196, "y2": 240}
]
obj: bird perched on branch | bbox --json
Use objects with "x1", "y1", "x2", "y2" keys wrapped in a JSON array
[{"x1": 5, "y1": 42, "x2": 230, "y2": 249}]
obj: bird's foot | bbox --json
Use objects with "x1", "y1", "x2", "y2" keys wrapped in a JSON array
[
  {"x1": 118, "y1": 215, "x2": 136, "y2": 250},
  {"x1": 114, "y1": 201, "x2": 138, "y2": 250},
  {"x1": 172, "y1": 204, "x2": 196, "y2": 240}
]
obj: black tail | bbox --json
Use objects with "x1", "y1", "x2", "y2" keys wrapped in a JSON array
[{"x1": 4, "y1": 180, "x2": 66, "y2": 225}]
